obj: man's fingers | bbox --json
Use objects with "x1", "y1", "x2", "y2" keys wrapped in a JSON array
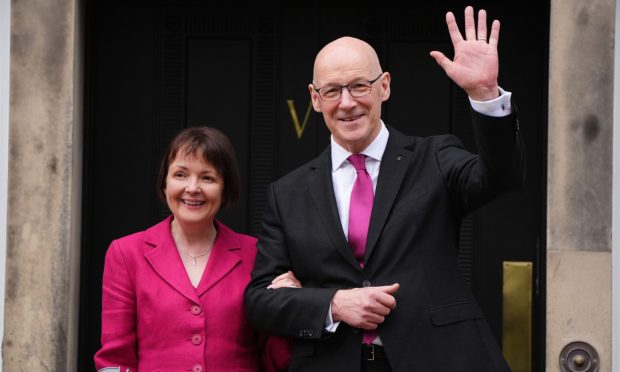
[
  {"x1": 359, "y1": 322, "x2": 379, "y2": 330},
  {"x1": 374, "y1": 292, "x2": 397, "y2": 310},
  {"x1": 445, "y1": 12, "x2": 463, "y2": 45},
  {"x1": 360, "y1": 310, "x2": 388, "y2": 329},
  {"x1": 367, "y1": 283, "x2": 399, "y2": 310},
  {"x1": 372, "y1": 303, "x2": 392, "y2": 316},
  {"x1": 361, "y1": 316, "x2": 384, "y2": 329},
  {"x1": 464, "y1": 6, "x2": 476, "y2": 41},
  {"x1": 384, "y1": 283, "x2": 400, "y2": 294},
  {"x1": 489, "y1": 20, "x2": 500, "y2": 47},
  {"x1": 477, "y1": 9, "x2": 487, "y2": 41},
  {"x1": 430, "y1": 51, "x2": 452, "y2": 72}
]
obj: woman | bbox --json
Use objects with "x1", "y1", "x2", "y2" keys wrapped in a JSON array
[{"x1": 95, "y1": 127, "x2": 299, "y2": 372}]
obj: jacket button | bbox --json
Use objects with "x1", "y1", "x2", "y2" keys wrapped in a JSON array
[
  {"x1": 190, "y1": 305, "x2": 202, "y2": 315},
  {"x1": 191, "y1": 334, "x2": 203, "y2": 345},
  {"x1": 193, "y1": 364, "x2": 203, "y2": 372},
  {"x1": 362, "y1": 280, "x2": 371, "y2": 287},
  {"x1": 298, "y1": 328, "x2": 314, "y2": 337}
]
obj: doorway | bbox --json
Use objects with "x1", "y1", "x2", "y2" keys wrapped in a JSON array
[{"x1": 79, "y1": 1, "x2": 548, "y2": 370}]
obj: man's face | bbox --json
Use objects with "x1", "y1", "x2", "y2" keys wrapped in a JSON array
[{"x1": 309, "y1": 48, "x2": 390, "y2": 154}]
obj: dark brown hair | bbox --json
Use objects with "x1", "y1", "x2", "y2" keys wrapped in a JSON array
[{"x1": 157, "y1": 127, "x2": 241, "y2": 209}]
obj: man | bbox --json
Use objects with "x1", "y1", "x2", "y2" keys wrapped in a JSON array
[{"x1": 245, "y1": 6, "x2": 523, "y2": 372}]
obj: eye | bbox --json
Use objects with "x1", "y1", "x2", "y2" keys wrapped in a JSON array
[
  {"x1": 350, "y1": 82, "x2": 370, "y2": 92},
  {"x1": 321, "y1": 86, "x2": 340, "y2": 99},
  {"x1": 173, "y1": 171, "x2": 186, "y2": 178}
]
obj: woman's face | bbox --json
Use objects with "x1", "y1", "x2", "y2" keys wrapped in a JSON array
[{"x1": 165, "y1": 151, "x2": 223, "y2": 228}]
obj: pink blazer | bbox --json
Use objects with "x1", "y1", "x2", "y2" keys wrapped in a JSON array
[{"x1": 94, "y1": 216, "x2": 290, "y2": 372}]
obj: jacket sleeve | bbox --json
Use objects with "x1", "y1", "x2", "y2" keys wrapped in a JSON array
[
  {"x1": 244, "y1": 183, "x2": 337, "y2": 340},
  {"x1": 435, "y1": 107, "x2": 525, "y2": 216},
  {"x1": 94, "y1": 240, "x2": 138, "y2": 371}
]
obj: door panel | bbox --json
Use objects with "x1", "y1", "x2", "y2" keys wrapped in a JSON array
[
  {"x1": 186, "y1": 38, "x2": 252, "y2": 228},
  {"x1": 387, "y1": 41, "x2": 452, "y2": 137}
]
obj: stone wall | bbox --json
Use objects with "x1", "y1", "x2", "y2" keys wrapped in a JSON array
[
  {"x1": 4, "y1": 0, "x2": 81, "y2": 370},
  {"x1": 547, "y1": 0, "x2": 614, "y2": 370}
]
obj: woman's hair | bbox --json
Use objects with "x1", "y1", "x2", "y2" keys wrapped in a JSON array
[{"x1": 156, "y1": 126, "x2": 241, "y2": 209}]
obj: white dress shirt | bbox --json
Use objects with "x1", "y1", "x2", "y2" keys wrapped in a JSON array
[{"x1": 331, "y1": 124, "x2": 388, "y2": 238}]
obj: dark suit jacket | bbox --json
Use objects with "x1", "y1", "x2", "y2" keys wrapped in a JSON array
[{"x1": 245, "y1": 109, "x2": 524, "y2": 372}]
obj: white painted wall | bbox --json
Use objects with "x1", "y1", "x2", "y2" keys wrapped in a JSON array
[
  {"x1": 613, "y1": 1, "x2": 620, "y2": 370},
  {"x1": 0, "y1": 0, "x2": 10, "y2": 370}
]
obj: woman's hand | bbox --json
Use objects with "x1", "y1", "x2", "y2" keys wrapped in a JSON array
[{"x1": 267, "y1": 270, "x2": 302, "y2": 289}]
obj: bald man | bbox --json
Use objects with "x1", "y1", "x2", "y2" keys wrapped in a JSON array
[{"x1": 245, "y1": 6, "x2": 523, "y2": 372}]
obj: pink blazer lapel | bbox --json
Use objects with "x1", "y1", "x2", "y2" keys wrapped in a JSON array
[
  {"x1": 143, "y1": 217, "x2": 201, "y2": 304},
  {"x1": 196, "y1": 221, "x2": 242, "y2": 297}
]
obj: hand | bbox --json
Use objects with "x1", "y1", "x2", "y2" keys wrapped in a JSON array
[
  {"x1": 430, "y1": 6, "x2": 500, "y2": 101},
  {"x1": 330, "y1": 283, "x2": 399, "y2": 330},
  {"x1": 267, "y1": 270, "x2": 302, "y2": 289}
]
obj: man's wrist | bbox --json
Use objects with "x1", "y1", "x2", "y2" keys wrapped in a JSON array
[
  {"x1": 468, "y1": 85, "x2": 500, "y2": 102},
  {"x1": 469, "y1": 87, "x2": 512, "y2": 117},
  {"x1": 330, "y1": 289, "x2": 343, "y2": 322},
  {"x1": 325, "y1": 291, "x2": 343, "y2": 332}
]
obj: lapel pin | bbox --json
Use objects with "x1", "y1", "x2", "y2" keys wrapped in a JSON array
[{"x1": 396, "y1": 155, "x2": 403, "y2": 161}]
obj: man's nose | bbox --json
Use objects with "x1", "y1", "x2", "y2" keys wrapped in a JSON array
[{"x1": 338, "y1": 87, "x2": 356, "y2": 109}]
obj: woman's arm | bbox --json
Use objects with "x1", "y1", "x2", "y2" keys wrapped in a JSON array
[{"x1": 94, "y1": 240, "x2": 138, "y2": 371}]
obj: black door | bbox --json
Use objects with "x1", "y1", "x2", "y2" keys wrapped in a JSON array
[{"x1": 79, "y1": 1, "x2": 548, "y2": 370}]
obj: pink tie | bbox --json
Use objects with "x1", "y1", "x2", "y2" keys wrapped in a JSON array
[{"x1": 347, "y1": 154, "x2": 376, "y2": 345}]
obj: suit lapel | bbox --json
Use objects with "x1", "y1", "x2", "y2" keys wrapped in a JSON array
[
  {"x1": 365, "y1": 128, "x2": 411, "y2": 262},
  {"x1": 307, "y1": 148, "x2": 360, "y2": 270},
  {"x1": 145, "y1": 218, "x2": 243, "y2": 301},
  {"x1": 144, "y1": 217, "x2": 201, "y2": 303},
  {"x1": 195, "y1": 221, "x2": 241, "y2": 297}
]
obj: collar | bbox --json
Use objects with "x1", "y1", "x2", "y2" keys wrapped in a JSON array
[{"x1": 331, "y1": 121, "x2": 389, "y2": 171}]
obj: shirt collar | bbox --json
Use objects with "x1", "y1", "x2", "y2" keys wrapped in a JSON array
[{"x1": 331, "y1": 121, "x2": 389, "y2": 171}]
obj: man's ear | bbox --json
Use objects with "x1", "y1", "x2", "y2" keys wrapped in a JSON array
[
  {"x1": 308, "y1": 84, "x2": 322, "y2": 112},
  {"x1": 380, "y1": 72, "x2": 391, "y2": 102}
]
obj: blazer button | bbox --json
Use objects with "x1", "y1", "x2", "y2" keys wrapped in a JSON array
[
  {"x1": 362, "y1": 280, "x2": 371, "y2": 287},
  {"x1": 190, "y1": 305, "x2": 202, "y2": 315},
  {"x1": 193, "y1": 364, "x2": 204, "y2": 372},
  {"x1": 191, "y1": 334, "x2": 203, "y2": 345}
]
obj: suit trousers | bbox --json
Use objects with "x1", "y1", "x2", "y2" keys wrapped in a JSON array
[
  {"x1": 362, "y1": 358, "x2": 392, "y2": 372},
  {"x1": 361, "y1": 345, "x2": 392, "y2": 372}
]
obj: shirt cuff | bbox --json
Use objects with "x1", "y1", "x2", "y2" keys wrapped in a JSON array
[
  {"x1": 324, "y1": 303, "x2": 340, "y2": 333},
  {"x1": 469, "y1": 87, "x2": 512, "y2": 117}
]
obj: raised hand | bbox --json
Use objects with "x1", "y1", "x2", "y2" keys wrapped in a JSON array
[{"x1": 430, "y1": 6, "x2": 500, "y2": 101}]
